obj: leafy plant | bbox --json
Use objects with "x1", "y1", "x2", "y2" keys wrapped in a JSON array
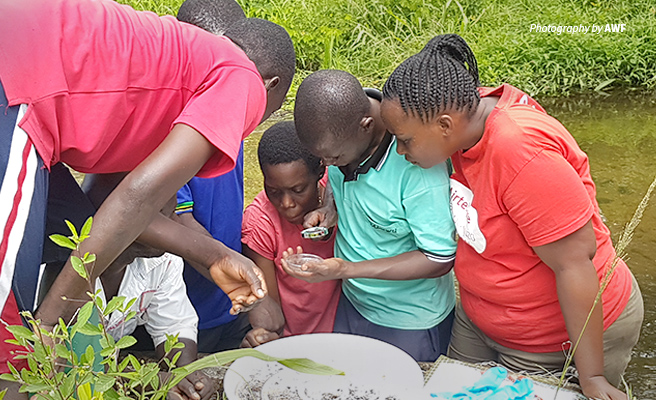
[{"x1": 1, "y1": 217, "x2": 343, "y2": 400}]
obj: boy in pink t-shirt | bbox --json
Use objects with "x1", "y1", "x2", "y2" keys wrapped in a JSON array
[
  {"x1": 0, "y1": 0, "x2": 295, "y2": 384},
  {"x1": 241, "y1": 121, "x2": 341, "y2": 347}
]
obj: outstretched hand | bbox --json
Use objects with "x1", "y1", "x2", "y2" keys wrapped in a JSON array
[
  {"x1": 280, "y1": 246, "x2": 347, "y2": 283},
  {"x1": 209, "y1": 251, "x2": 267, "y2": 315}
]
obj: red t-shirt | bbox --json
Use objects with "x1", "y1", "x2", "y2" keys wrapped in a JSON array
[
  {"x1": 451, "y1": 84, "x2": 632, "y2": 353},
  {"x1": 0, "y1": 0, "x2": 265, "y2": 178},
  {"x1": 242, "y1": 190, "x2": 341, "y2": 337}
]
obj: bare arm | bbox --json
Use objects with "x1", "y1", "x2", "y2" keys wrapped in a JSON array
[
  {"x1": 282, "y1": 248, "x2": 453, "y2": 283},
  {"x1": 533, "y1": 220, "x2": 627, "y2": 400},
  {"x1": 241, "y1": 245, "x2": 285, "y2": 347},
  {"x1": 36, "y1": 124, "x2": 265, "y2": 324}
]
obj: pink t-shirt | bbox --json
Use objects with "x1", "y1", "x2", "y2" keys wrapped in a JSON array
[
  {"x1": 451, "y1": 84, "x2": 632, "y2": 353},
  {"x1": 0, "y1": 0, "x2": 266, "y2": 178},
  {"x1": 242, "y1": 190, "x2": 341, "y2": 337}
]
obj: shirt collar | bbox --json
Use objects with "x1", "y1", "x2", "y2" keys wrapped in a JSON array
[{"x1": 340, "y1": 132, "x2": 395, "y2": 182}]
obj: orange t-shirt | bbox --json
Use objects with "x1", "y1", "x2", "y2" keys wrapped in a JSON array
[{"x1": 450, "y1": 84, "x2": 632, "y2": 353}]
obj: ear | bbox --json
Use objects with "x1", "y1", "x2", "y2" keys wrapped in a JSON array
[
  {"x1": 359, "y1": 116, "x2": 375, "y2": 134},
  {"x1": 436, "y1": 114, "x2": 455, "y2": 138},
  {"x1": 263, "y1": 76, "x2": 280, "y2": 92}
]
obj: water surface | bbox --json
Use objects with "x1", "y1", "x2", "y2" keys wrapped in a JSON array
[{"x1": 542, "y1": 90, "x2": 656, "y2": 398}]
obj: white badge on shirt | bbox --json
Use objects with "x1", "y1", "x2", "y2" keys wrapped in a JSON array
[{"x1": 450, "y1": 179, "x2": 487, "y2": 254}]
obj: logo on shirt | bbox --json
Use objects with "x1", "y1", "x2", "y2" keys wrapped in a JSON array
[{"x1": 450, "y1": 179, "x2": 486, "y2": 253}]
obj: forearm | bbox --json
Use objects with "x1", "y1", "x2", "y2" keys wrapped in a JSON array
[
  {"x1": 556, "y1": 264, "x2": 605, "y2": 381},
  {"x1": 138, "y1": 213, "x2": 233, "y2": 272},
  {"x1": 342, "y1": 250, "x2": 453, "y2": 280}
]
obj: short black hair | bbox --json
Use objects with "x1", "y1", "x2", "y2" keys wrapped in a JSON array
[
  {"x1": 224, "y1": 18, "x2": 295, "y2": 91},
  {"x1": 258, "y1": 121, "x2": 323, "y2": 177},
  {"x1": 177, "y1": 0, "x2": 245, "y2": 35},
  {"x1": 383, "y1": 34, "x2": 480, "y2": 122},
  {"x1": 294, "y1": 69, "x2": 370, "y2": 148}
]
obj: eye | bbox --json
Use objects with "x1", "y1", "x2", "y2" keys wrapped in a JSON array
[{"x1": 292, "y1": 185, "x2": 307, "y2": 194}]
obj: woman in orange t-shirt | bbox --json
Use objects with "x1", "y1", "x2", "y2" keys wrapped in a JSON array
[{"x1": 379, "y1": 34, "x2": 642, "y2": 400}]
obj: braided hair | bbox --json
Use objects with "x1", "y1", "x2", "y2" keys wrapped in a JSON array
[
  {"x1": 258, "y1": 121, "x2": 324, "y2": 177},
  {"x1": 383, "y1": 34, "x2": 480, "y2": 122}
]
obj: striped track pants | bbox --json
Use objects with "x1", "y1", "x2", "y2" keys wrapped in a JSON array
[{"x1": 0, "y1": 80, "x2": 48, "y2": 372}]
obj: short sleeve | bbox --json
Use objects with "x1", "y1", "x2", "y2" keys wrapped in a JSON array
[
  {"x1": 174, "y1": 67, "x2": 266, "y2": 178},
  {"x1": 242, "y1": 195, "x2": 278, "y2": 260},
  {"x1": 503, "y1": 149, "x2": 594, "y2": 247},
  {"x1": 143, "y1": 255, "x2": 199, "y2": 347},
  {"x1": 176, "y1": 184, "x2": 194, "y2": 214},
  {"x1": 402, "y1": 163, "x2": 457, "y2": 259}
]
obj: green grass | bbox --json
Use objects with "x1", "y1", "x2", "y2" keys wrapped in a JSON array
[{"x1": 123, "y1": 0, "x2": 656, "y2": 100}]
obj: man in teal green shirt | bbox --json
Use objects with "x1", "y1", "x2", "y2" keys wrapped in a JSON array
[{"x1": 286, "y1": 70, "x2": 456, "y2": 361}]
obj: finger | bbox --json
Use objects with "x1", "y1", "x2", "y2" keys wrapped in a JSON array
[
  {"x1": 176, "y1": 378, "x2": 201, "y2": 400},
  {"x1": 242, "y1": 264, "x2": 267, "y2": 299},
  {"x1": 296, "y1": 245, "x2": 303, "y2": 254},
  {"x1": 302, "y1": 211, "x2": 321, "y2": 228}
]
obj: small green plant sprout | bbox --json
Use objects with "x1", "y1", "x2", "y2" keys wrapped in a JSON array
[{"x1": 1, "y1": 217, "x2": 343, "y2": 400}]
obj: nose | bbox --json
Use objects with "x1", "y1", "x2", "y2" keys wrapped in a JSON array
[
  {"x1": 280, "y1": 193, "x2": 295, "y2": 209},
  {"x1": 396, "y1": 141, "x2": 407, "y2": 155}
]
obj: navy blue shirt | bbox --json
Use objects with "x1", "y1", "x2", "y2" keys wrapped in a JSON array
[{"x1": 176, "y1": 144, "x2": 244, "y2": 329}]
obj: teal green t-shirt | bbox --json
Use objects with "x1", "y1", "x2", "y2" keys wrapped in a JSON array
[{"x1": 330, "y1": 138, "x2": 457, "y2": 329}]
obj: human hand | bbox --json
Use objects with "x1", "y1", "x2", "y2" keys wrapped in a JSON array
[
  {"x1": 209, "y1": 251, "x2": 267, "y2": 315},
  {"x1": 303, "y1": 203, "x2": 337, "y2": 230},
  {"x1": 280, "y1": 246, "x2": 347, "y2": 283},
  {"x1": 167, "y1": 371, "x2": 216, "y2": 400},
  {"x1": 579, "y1": 375, "x2": 628, "y2": 400},
  {"x1": 240, "y1": 327, "x2": 281, "y2": 348}
]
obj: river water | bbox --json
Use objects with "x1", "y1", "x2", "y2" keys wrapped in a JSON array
[{"x1": 541, "y1": 90, "x2": 656, "y2": 398}]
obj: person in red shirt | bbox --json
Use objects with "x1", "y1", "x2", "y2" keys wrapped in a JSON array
[
  {"x1": 380, "y1": 34, "x2": 642, "y2": 400},
  {"x1": 0, "y1": 0, "x2": 295, "y2": 391},
  {"x1": 241, "y1": 121, "x2": 341, "y2": 347}
]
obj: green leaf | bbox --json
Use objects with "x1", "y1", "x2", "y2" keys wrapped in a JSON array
[
  {"x1": 124, "y1": 311, "x2": 137, "y2": 323},
  {"x1": 4, "y1": 325, "x2": 35, "y2": 341},
  {"x1": 0, "y1": 388, "x2": 7, "y2": 400},
  {"x1": 171, "y1": 351, "x2": 181, "y2": 367},
  {"x1": 105, "y1": 296, "x2": 126, "y2": 316},
  {"x1": 115, "y1": 336, "x2": 137, "y2": 350},
  {"x1": 124, "y1": 298, "x2": 137, "y2": 310},
  {"x1": 77, "y1": 302, "x2": 94, "y2": 326},
  {"x1": 61, "y1": 373, "x2": 77, "y2": 399},
  {"x1": 65, "y1": 219, "x2": 79, "y2": 239},
  {"x1": 71, "y1": 256, "x2": 88, "y2": 280},
  {"x1": 81, "y1": 217, "x2": 93, "y2": 238},
  {"x1": 104, "y1": 389, "x2": 120, "y2": 400},
  {"x1": 94, "y1": 375, "x2": 116, "y2": 393},
  {"x1": 77, "y1": 323, "x2": 103, "y2": 336},
  {"x1": 24, "y1": 383, "x2": 52, "y2": 393},
  {"x1": 278, "y1": 358, "x2": 345, "y2": 376},
  {"x1": 77, "y1": 382, "x2": 92, "y2": 400},
  {"x1": 49, "y1": 234, "x2": 77, "y2": 250},
  {"x1": 0, "y1": 373, "x2": 17, "y2": 382},
  {"x1": 170, "y1": 349, "x2": 344, "y2": 388},
  {"x1": 100, "y1": 347, "x2": 115, "y2": 357},
  {"x1": 55, "y1": 344, "x2": 71, "y2": 359},
  {"x1": 84, "y1": 253, "x2": 96, "y2": 264}
]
